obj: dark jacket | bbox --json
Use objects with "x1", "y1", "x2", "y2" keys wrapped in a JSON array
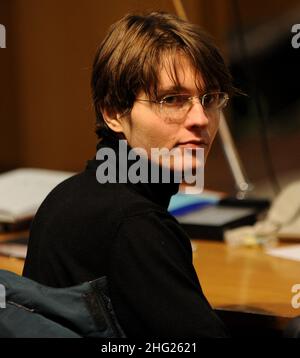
[
  {"x1": 0, "y1": 269, "x2": 125, "y2": 338},
  {"x1": 23, "y1": 136, "x2": 227, "y2": 338}
]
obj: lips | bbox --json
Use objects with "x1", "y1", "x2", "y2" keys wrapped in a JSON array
[{"x1": 176, "y1": 139, "x2": 208, "y2": 148}]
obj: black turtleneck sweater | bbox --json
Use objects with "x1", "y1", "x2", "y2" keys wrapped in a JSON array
[{"x1": 23, "y1": 137, "x2": 227, "y2": 338}]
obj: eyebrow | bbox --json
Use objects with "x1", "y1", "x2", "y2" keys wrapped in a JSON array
[{"x1": 156, "y1": 85, "x2": 192, "y2": 97}]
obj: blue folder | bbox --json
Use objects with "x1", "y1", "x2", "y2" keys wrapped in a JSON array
[{"x1": 168, "y1": 192, "x2": 220, "y2": 216}]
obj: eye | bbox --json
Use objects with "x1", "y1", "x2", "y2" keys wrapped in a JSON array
[
  {"x1": 162, "y1": 94, "x2": 189, "y2": 106},
  {"x1": 203, "y1": 93, "x2": 218, "y2": 107}
]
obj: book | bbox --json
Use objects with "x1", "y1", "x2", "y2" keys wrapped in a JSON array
[
  {"x1": 0, "y1": 168, "x2": 74, "y2": 224},
  {"x1": 177, "y1": 205, "x2": 258, "y2": 240},
  {"x1": 168, "y1": 191, "x2": 260, "y2": 240}
]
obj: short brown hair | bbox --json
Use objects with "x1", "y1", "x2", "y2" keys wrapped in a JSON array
[{"x1": 91, "y1": 11, "x2": 234, "y2": 139}]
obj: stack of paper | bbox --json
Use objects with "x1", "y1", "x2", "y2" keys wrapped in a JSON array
[{"x1": 0, "y1": 168, "x2": 74, "y2": 224}]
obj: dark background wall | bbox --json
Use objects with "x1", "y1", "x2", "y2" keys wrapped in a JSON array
[{"x1": 1, "y1": 0, "x2": 299, "y2": 194}]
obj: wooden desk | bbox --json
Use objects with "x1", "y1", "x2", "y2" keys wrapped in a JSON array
[
  {"x1": 192, "y1": 240, "x2": 300, "y2": 333},
  {"x1": 0, "y1": 231, "x2": 26, "y2": 275},
  {"x1": 0, "y1": 232, "x2": 299, "y2": 334},
  {"x1": 0, "y1": 255, "x2": 24, "y2": 275}
]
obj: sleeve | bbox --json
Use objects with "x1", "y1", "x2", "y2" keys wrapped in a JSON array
[{"x1": 108, "y1": 211, "x2": 228, "y2": 338}]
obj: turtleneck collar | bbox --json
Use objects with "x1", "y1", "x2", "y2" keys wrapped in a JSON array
[{"x1": 86, "y1": 136, "x2": 179, "y2": 209}]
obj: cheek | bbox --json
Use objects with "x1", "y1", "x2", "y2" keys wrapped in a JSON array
[
  {"x1": 128, "y1": 104, "x2": 180, "y2": 150},
  {"x1": 137, "y1": 122, "x2": 179, "y2": 149},
  {"x1": 154, "y1": 126, "x2": 180, "y2": 151},
  {"x1": 205, "y1": 115, "x2": 220, "y2": 158},
  {"x1": 209, "y1": 114, "x2": 220, "y2": 139}
]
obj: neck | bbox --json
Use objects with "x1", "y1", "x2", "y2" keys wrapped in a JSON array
[{"x1": 95, "y1": 137, "x2": 179, "y2": 209}]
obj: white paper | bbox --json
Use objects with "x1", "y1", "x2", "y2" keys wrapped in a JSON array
[
  {"x1": 266, "y1": 245, "x2": 300, "y2": 262},
  {"x1": 0, "y1": 168, "x2": 74, "y2": 223},
  {"x1": 0, "y1": 244, "x2": 27, "y2": 259},
  {"x1": 178, "y1": 206, "x2": 255, "y2": 225}
]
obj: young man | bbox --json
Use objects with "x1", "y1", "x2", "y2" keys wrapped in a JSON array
[{"x1": 23, "y1": 12, "x2": 233, "y2": 338}]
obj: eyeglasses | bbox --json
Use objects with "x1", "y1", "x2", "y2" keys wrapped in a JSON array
[{"x1": 136, "y1": 92, "x2": 229, "y2": 122}]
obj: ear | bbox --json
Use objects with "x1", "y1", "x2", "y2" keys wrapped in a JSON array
[{"x1": 102, "y1": 108, "x2": 125, "y2": 134}]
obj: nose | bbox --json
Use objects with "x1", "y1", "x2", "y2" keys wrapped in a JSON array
[{"x1": 184, "y1": 97, "x2": 209, "y2": 128}]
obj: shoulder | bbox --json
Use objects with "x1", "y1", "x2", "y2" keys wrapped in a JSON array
[{"x1": 111, "y1": 209, "x2": 193, "y2": 265}]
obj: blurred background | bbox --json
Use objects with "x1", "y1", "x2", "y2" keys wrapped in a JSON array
[{"x1": 0, "y1": 0, "x2": 299, "y2": 198}]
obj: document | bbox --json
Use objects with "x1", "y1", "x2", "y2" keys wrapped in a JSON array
[
  {"x1": 0, "y1": 168, "x2": 74, "y2": 223},
  {"x1": 266, "y1": 245, "x2": 300, "y2": 262}
]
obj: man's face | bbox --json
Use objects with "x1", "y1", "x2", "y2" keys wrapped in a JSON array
[{"x1": 118, "y1": 56, "x2": 220, "y2": 171}]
